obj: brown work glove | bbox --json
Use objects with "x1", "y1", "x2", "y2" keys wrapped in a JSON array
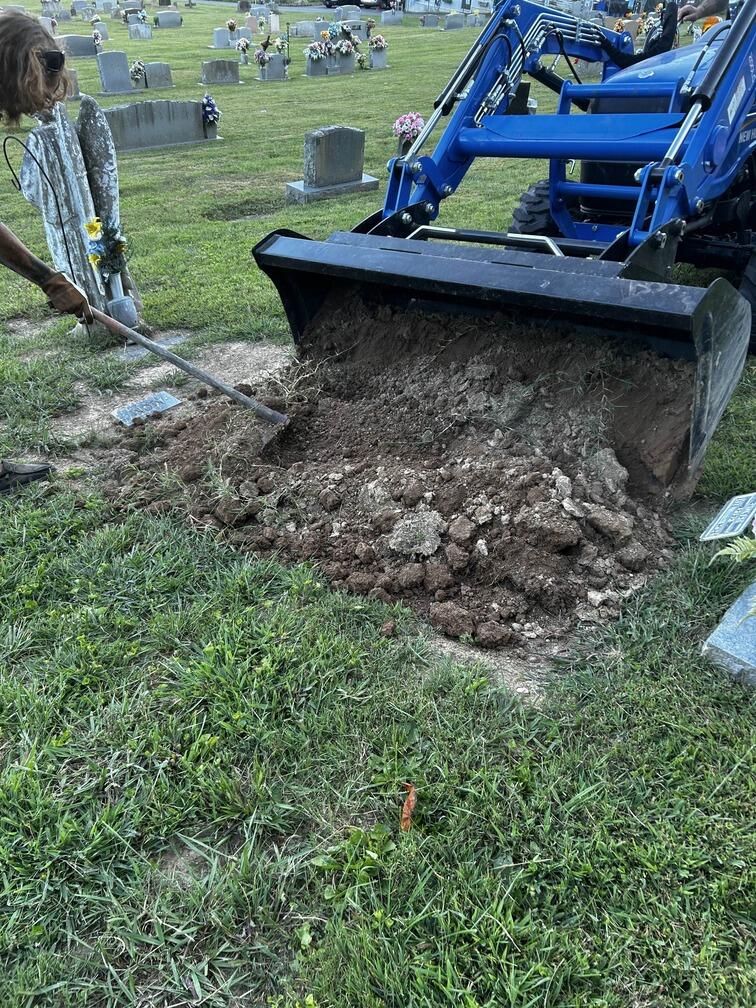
[{"x1": 40, "y1": 271, "x2": 94, "y2": 324}]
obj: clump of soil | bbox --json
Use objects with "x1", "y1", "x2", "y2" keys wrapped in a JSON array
[{"x1": 103, "y1": 299, "x2": 691, "y2": 649}]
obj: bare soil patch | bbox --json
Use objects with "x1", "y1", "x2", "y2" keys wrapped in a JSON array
[{"x1": 100, "y1": 299, "x2": 690, "y2": 651}]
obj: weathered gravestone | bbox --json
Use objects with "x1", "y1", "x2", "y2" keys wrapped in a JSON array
[
  {"x1": 290, "y1": 20, "x2": 318, "y2": 37},
  {"x1": 19, "y1": 103, "x2": 106, "y2": 321},
  {"x1": 258, "y1": 52, "x2": 287, "y2": 81},
  {"x1": 126, "y1": 13, "x2": 140, "y2": 24},
  {"x1": 66, "y1": 68, "x2": 81, "y2": 100},
  {"x1": 269, "y1": 12, "x2": 280, "y2": 32},
  {"x1": 420, "y1": 14, "x2": 439, "y2": 27},
  {"x1": 98, "y1": 50, "x2": 139, "y2": 93},
  {"x1": 212, "y1": 26, "x2": 251, "y2": 48},
  {"x1": 91, "y1": 22, "x2": 109, "y2": 39},
  {"x1": 128, "y1": 23, "x2": 152, "y2": 39},
  {"x1": 72, "y1": 0, "x2": 88, "y2": 11},
  {"x1": 286, "y1": 125, "x2": 378, "y2": 204},
  {"x1": 144, "y1": 61, "x2": 173, "y2": 88},
  {"x1": 104, "y1": 99, "x2": 219, "y2": 150},
  {"x1": 60, "y1": 34, "x2": 100, "y2": 57},
  {"x1": 702, "y1": 582, "x2": 756, "y2": 686},
  {"x1": 335, "y1": 5, "x2": 360, "y2": 20},
  {"x1": 238, "y1": 0, "x2": 251, "y2": 10},
  {"x1": 444, "y1": 13, "x2": 464, "y2": 30},
  {"x1": 380, "y1": 10, "x2": 403, "y2": 25},
  {"x1": 201, "y1": 59, "x2": 241, "y2": 85},
  {"x1": 76, "y1": 95, "x2": 142, "y2": 325},
  {"x1": 154, "y1": 10, "x2": 181, "y2": 27},
  {"x1": 341, "y1": 18, "x2": 366, "y2": 40}
]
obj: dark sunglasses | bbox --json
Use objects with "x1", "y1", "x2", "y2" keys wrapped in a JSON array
[{"x1": 38, "y1": 50, "x2": 66, "y2": 74}]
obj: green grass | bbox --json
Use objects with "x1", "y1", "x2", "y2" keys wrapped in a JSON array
[
  {"x1": 0, "y1": 490, "x2": 754, "y2": 1006},
  {"x1": 1, "y1": 8, "x2": 755, "y2": 1006}
]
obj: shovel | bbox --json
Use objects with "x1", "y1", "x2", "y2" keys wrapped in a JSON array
[{"x1": 91, "y1": 307, "x2": 288, "y2": 427}]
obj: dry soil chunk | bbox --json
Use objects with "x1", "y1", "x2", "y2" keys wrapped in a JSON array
[
  {"x1": 475, "y1": 621, "x2": 512, "y2": 648},
  {"x1": 585, "y1": 504, "x2": 634, "y2": 543},
  {"x1": 447, "y1": 515, "x2": 476, "y2": 545},
  {"x1": 616, "y1": 540, "x2": 650, "y2": 572},
  {"x1": 429, "y1": 601, "x2": 474, "y2": 638},
  {"x1": 388, "y1": 511, "x2": 444, "y2": 557},
  {"x1": 397, "y1": 563, "x2": 426, "y2": 589}
]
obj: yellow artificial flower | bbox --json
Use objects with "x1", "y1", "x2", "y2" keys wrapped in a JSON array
[
  {"x1": 85, "y1": 217, "x2": 102, "y2": 238},
  {"x1": 88, "y1": 253, "x2": 101, "y2": 266},
  {"x1": 321, "y1": 30, "x2": 329, "y2": 39}
]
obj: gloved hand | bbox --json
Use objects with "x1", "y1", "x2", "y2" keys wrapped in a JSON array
[
  {"x1": 40, "y1": 271, "x2": 94, "y2": 323},
  {"x1": 678, "y1": 4, "x2": 702, "y2": 21}
]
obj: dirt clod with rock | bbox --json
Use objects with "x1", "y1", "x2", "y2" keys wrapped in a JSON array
[{"x1": 102, "y1": 298, "x2": 693, "y2": 648}]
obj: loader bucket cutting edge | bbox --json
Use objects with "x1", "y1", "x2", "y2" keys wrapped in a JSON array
[{"x1": 252, "y1": 229, "x2": 751, "y2": 481}]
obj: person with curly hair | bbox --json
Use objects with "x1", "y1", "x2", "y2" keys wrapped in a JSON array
[{"x1": 0, "y1": 11, "x2": 93, "y2": 492}]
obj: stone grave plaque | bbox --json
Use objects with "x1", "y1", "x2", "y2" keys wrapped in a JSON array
[
  {"x1": 201, "y1": 59, "x2": 241, "y2": 85},
  {"x1": 341, "y1": 18, "x2": 365, "y2": 40},
  {"x1": 335, "y1": 5, "x2": 360, "y2": 19},
  {"x1": 445, "y1": 13, "x2": 464, "y2": 29},
  {"x1": 104, "y1": 99, "x2": 218, "y2": 150},
  {"x1": 258, "y1": 52, "x2": 287, "y2": 81},
  {"x1": 112, "y1": 391, "x2": 182, "y2": 426},
  {"x1": 91, "y1": 23, "x2": 109, "y2": 39},
  {"x1": 118, "y1": 333, "x2": 186, "y2": 361},
  {"x1": 60, "y1": 34, "x2": 100, "y2": 57},
  {"x1": 286, "y1": 125, "x2": 378, "y2": 203},
  {"x1": 702, "y1": 581, "x2": 756, "y2": 686},
  {"x1": 98, "y1": 50, "x2": 137, "y2": 93},
  {"x1": 129, "y1": 23, "x2": 153, "y2": 39},
  {"x1": 66, "y1": 67, "x2": 81, "y2": 100},
  {"x1": 154, "y1": 10, "x2": 181, "y2": 27},
  {"x1": 421, "y1": 14, "x2": 439, "y2": 27},
  {"x1": 700, "y1": 493, "x2": 756, "y2": 542},
  {"x1": 381, "y1": 10, "x2": 403, "y2": 25},
  {"x1": 145, "y1": 61, "x2": 174, "y2": 88}
]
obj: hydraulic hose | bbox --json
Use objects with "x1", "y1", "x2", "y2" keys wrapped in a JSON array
[{"x1": 692, "y1": 0, "x2": 756, "y2": 108}]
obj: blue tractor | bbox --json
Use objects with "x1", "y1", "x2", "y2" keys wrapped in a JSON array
[{"x1": 254, "y1": 0, "x2": 755, "y2": 486}]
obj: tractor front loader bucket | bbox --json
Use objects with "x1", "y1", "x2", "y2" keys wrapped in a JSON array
[{"x1": 253, "y1": 229, "x2": 751, "y2": 486}]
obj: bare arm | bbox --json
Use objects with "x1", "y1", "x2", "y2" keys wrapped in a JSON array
[
  {"x1": 678, "y1": 0, "x2": 727, "y2": 23},
  {"x1": 0, "y1": 222, "x2": 56, "y2": 285},
  {"x1": 0, "y1": 222, "x2": 93, "y2": 322}
]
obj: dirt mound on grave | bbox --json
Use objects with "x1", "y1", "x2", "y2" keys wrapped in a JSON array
[{"x1": 102, "y1": 300, "x2": 690, "y2": 649}]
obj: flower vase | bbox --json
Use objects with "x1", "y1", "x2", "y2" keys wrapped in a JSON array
[
  {"x1": 108, "y1": 272, "x2": 124, "y2": 300},
  {"x1": 396, "y1": 137, "x2": 413, "y2": 157},
  {"x1": 306, "y1": 55, "x2": 328, "y2": 77},
  {"x1": 239, "y1": 52, "x2": 249, "y2": 64},
  {"x1": 369, "y1": 48, "x2": 387, "y2": 70},
  {"x1": 326, "y1": 51, "x2": 339, "y2": 74}
]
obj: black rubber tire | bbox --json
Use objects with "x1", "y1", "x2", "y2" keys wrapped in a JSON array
[{"x1": 509, "y1": 179, "x2": 560, "y2": 237}]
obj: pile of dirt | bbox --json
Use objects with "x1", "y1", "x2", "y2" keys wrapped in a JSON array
[{"x1": 102, "y1": 299, "x2": 691, "y2": 649}]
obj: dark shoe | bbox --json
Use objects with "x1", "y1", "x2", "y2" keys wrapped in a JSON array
[{"x1": 0, "y1": 460, "x2": 55, "y2": 494}]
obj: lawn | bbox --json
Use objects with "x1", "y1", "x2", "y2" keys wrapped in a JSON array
[{"x1": 0, "y1": 5, "x2": 755, "y2": 1007}]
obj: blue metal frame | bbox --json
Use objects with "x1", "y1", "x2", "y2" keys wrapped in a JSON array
[{"x1": 382, "y1": 0, "x2": 756, "y2": 249}]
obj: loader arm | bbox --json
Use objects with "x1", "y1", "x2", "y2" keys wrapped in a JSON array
[{"x1": 253, "y1": 0, "x2": 756, "y2": 490}]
